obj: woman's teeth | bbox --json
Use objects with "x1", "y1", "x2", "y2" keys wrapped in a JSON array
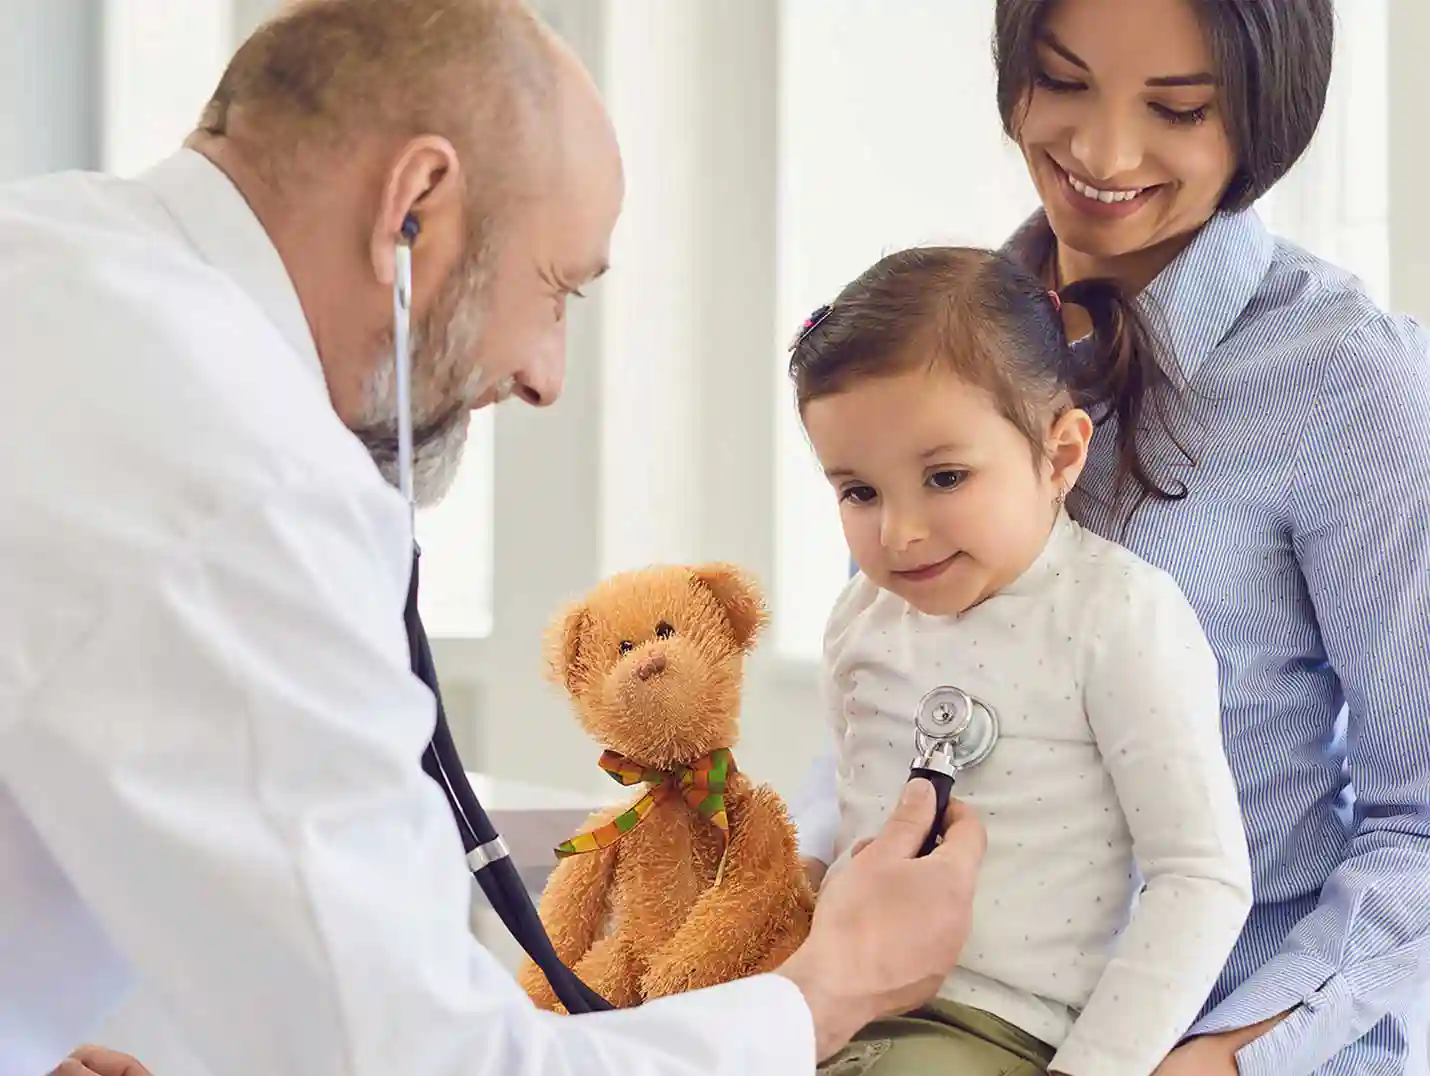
[{"x1": 1068, "y1": 174, "x2": 1145, "y2": 203}]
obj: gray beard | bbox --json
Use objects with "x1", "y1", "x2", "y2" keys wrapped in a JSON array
[
  {"x1": 352, "y1": 253, "x2": 496, "y2": 509},
  {"x1": 358, "y1": 360, "x2": 476, "y2": 509}
]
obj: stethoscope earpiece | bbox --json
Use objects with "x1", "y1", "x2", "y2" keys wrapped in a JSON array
[
  {"x1": 400, "y1": 213, "x2": 420, "y2": 244},
  {"x1": 907, "y1": 685, "x2": 1000, "y2": 857}
]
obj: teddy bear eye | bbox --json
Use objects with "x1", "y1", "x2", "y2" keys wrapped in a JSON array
[
  {"x1": 618, "y1": 640, "x2": 634, "y2": 655},
  {"x1": 655, "y1": 621, "x2": 675, "y2": 640}
]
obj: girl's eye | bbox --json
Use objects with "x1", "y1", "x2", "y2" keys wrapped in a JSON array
[
  {"x1": 1035, "y1": 71, "x2": 1084, "y2": 94},
  {"x1": 1152, "y1": 103, "x2": 1209, "y2": 127},
  {"x1": 928, "y1": 470, "x2": 967, "y2": 491},
  {"x1": 655, "y1": 622, "x2": 675, "y2": 639},
  {"x1": 840, "y1": 484, "x2": 878, "y2": 505}
]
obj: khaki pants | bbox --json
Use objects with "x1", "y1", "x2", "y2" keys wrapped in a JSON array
[{"x1": 818, "y1": 999, "x2": 1056, "y2": 1076}]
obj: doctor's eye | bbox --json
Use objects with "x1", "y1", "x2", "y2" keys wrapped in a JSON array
[
  {"x1": 618, "y1": 640, "x2": 634, "y2": 655},
  {"x1": 655, "y1": 621, "x2": 675, "y2": 639}
]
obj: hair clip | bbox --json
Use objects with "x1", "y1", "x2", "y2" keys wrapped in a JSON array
[
  {"x1": 1048, "y1": 289, "x2": 1062, "y2": 312},
  {"x1": 788, "y1": 303, "x2": 833, "y2": 351}
]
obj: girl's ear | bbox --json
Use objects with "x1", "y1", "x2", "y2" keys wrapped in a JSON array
[{"x1": 1046, "y1": 406, "x2": 1093, "y2": 499}]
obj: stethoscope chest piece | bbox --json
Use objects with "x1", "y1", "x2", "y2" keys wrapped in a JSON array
[
  {"x1": 908, "y1": 685, "x2": 1000, "y2": 857},
  {"x1": 913, "y1": 685, "x2": 999, "y2": 771}
]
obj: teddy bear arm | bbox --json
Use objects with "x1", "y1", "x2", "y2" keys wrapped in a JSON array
[
  {"x1": 640, "y1": 788, "x2": 815, "y2": 999},
  {"x1": 538, "y1": 839, "x2": 620, "y2": 965}
]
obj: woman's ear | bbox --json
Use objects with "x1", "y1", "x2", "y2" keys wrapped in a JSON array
[
  {"x1": 1046, "y1": 406, "x2": 1094, "y2": 498},
  {"x1": 690, "y1": 563, "x2": 769, "y2": 653}
]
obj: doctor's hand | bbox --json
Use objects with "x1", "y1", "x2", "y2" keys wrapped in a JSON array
[
  {"x1": 775, "y1": 778, "x2": 986, "y2": 1062},
  {"x1": 50, "y1": 1045, "x2": 153, "y2": 1076}
]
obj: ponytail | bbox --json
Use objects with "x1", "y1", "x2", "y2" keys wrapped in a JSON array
[{"x1": 1058, "y1": 277, "x2": 1192, "y2": 527}]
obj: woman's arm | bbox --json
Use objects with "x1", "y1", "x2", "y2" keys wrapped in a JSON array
[
  {"x1": 1049, "y1": 569, "x2": 1254, "y2": 1076},
  {"x1": 1190, "y1": 312, "x2": 1430, "y2": 1076}
]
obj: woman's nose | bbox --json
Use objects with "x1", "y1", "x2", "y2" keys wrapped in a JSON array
[{"x1": 1068, "y1": 106, "x2": 1143, "y2": 183}]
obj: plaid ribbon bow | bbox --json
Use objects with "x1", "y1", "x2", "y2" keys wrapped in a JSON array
[{"x1": 555, "y1": 747, "x2": 736, "y2": 882}]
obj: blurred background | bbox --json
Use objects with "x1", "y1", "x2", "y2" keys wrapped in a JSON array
[{"x1": 4, "y1": 0, "x2": 1416, "y2": 805}]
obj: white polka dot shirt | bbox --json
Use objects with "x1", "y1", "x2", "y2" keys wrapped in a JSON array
[{"x1": 820, "y1": 512, "x2": 1254, "y2": 1076}]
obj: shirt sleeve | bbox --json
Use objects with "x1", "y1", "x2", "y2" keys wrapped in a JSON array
[
  {"x1": 791, "y1": 746, "x2": 840, "y2": 864},
  {"x1": 1049, "y1": 568, "x2": 1254, "y2": 1076},
  {"x1": 1193, "y1": 312, "x2": 1430, "y2": 1076},
  {"x1": 2, "y1": 473, "x2": 815, "y2": 1076},
  {"x1": 794, "y1": 575, "x2": 878, "y2": 865}
]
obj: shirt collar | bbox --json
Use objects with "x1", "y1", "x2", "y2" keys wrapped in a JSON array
[
  {"x1": 137, "y1": 148, "x2": 324, "y2": 382},
  {"x1": 1002, "y1": 206, "x2": 1276, "y2": 380}
]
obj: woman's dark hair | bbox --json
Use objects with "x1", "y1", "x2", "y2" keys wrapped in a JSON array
[
  {"x1": 788, "y1": 247, "x2": 1190, "y2": 528},
  {"x1": 993, "y1": 0, "x2": 1335, "y2": 211}
]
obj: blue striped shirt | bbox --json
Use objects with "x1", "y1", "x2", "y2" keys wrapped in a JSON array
[{"x1": 794, "y1": 207, "x2": 1430, "y2": 1074}]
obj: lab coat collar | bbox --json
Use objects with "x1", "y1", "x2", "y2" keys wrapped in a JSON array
[{"x1": 139, "y1": 148, "x2": 324, "y2": 382}]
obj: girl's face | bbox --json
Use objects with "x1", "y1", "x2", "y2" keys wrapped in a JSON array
[
  {"x1": 802, "y1": 367, "x2": 1089, "y2": 617},
  {"x1": 1015, "y1": 0, "x2": 1237, "y2": 285}
]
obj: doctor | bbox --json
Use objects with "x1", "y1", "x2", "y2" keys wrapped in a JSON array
[{"x1": 0, "y1": 1, "x2": 987, "y2": 1075}]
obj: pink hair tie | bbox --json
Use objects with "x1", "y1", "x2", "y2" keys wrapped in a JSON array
[{"x1": 1048, "y1": 289, "x2": 1062, "y2": 312}]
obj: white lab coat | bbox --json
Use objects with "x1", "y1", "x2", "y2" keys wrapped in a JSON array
[{"x1": 0, "y1": 150, "x2": 815, "y2": 1076}]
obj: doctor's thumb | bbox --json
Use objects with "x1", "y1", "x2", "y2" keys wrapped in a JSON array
[{"x1": 859, "y1": 778, "x2": 940, "y2": 862}]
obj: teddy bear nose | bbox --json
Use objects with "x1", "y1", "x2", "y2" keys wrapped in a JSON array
[{"x1": 635, "y1": 652, "x2": 667, "y2": 681}]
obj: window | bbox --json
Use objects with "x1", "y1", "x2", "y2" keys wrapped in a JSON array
[{"x1": 772, "y1": 0, "x2": 1390, "y2": 663}]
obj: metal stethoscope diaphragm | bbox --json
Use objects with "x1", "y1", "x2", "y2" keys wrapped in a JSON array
[{"x1": 907, "y1": 685, "x2": 1000, "y2": 857}]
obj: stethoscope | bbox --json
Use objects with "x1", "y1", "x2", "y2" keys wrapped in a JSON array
[
  {"x1": 392, "y1": 215, "x2": 615, "y2": 1014},
  {"x1": 392, "y1": 217, "x2": 1001, "y2": 1009},
  {"x1": 906, "y1": 686, "x2": 1000, "y2": 856}
]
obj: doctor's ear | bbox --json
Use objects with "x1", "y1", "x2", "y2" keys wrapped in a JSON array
[
  {"x1": 544, "y1": 602, "x2": 593, "y2": 695},
  {"x1": 371, "y1": 135, "x2": 462, "y2": 287}
]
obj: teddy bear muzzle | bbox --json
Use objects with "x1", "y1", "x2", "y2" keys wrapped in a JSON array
[{"x1": 633, "y1": 650, "x2": 667, "y2": 681}]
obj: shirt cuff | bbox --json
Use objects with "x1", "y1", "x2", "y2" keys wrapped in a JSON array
[
  {"x1": 1232, "y1": 975, "x2": 1352, "y2": 1076},
  {"x1": 1190, "y1": 951, "x2": 1350, "y2": 1076}
]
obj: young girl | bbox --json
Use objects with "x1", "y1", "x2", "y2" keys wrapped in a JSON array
[{"x1": 790, "y1": 246, "x2": 1253, "y2": 1076}]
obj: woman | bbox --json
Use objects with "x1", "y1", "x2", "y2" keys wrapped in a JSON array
[{"x1": 798, "y1": 1, "x2": 1430, "y2": 1073}]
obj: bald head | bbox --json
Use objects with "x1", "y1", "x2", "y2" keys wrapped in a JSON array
[
  {"x1": 187, "y1": 0, "x2": 623, "y2": 506},
  {"x1": 201, "y1": 0, "x2": 555, "y2": 192}
]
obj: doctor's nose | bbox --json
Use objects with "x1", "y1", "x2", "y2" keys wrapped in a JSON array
[
  {"x1": 512, "y1": 335, "x2": 567, "y2": 407},
  {"x1": 1068, "y1": 107, "x2": 1143, "y2": 184}
]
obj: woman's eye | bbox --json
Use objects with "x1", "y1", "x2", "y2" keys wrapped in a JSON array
[
  {"x1": 655, "y1": 621, "x2": 675, "y2": 639},
  {"x1": 929, "y1": 470, "x2": 967, "y2": 491},
  {"x1": 840, "y1": 485, "x2": 878, "y2": 505},
  {"x1": 618, "y1": 640, "x2": 634, "y2": 655},
  {"x1": 1035, "y1": 71, "x2": 1084, "y2": 94},
  {"x1": 1152, "y1": 103, "x2": 1209, "y2": 127}
]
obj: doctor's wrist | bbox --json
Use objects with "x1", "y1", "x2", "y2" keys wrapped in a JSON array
[{"x1": 775, "y1": 943, "x2": 873, "y2": 1062}]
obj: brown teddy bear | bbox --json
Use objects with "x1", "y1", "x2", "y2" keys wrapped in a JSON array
[{"x1": 517, "y1": 562, "x2": 816, "y2": 1010}]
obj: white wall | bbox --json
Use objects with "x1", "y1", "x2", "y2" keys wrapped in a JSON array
[{"x1": 0, "y1": 1, "x2": 100, "y2": 181}]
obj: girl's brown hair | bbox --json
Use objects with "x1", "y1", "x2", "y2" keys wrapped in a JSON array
[{"x1": 788, "y1": 247, "x2": 1191, "y2": 528}]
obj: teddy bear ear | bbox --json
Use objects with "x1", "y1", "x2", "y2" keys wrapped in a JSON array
[
  {"x1": 543, "y1": 600, "x2": 592, "y2": 695},
  {"x1": 690, "y1": 563, "x2": 769, "y2": 653}
]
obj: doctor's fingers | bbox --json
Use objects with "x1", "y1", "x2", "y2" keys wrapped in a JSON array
[{"x1": 53, "y1": 1045, "x2": 154, "y2": 1076}]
